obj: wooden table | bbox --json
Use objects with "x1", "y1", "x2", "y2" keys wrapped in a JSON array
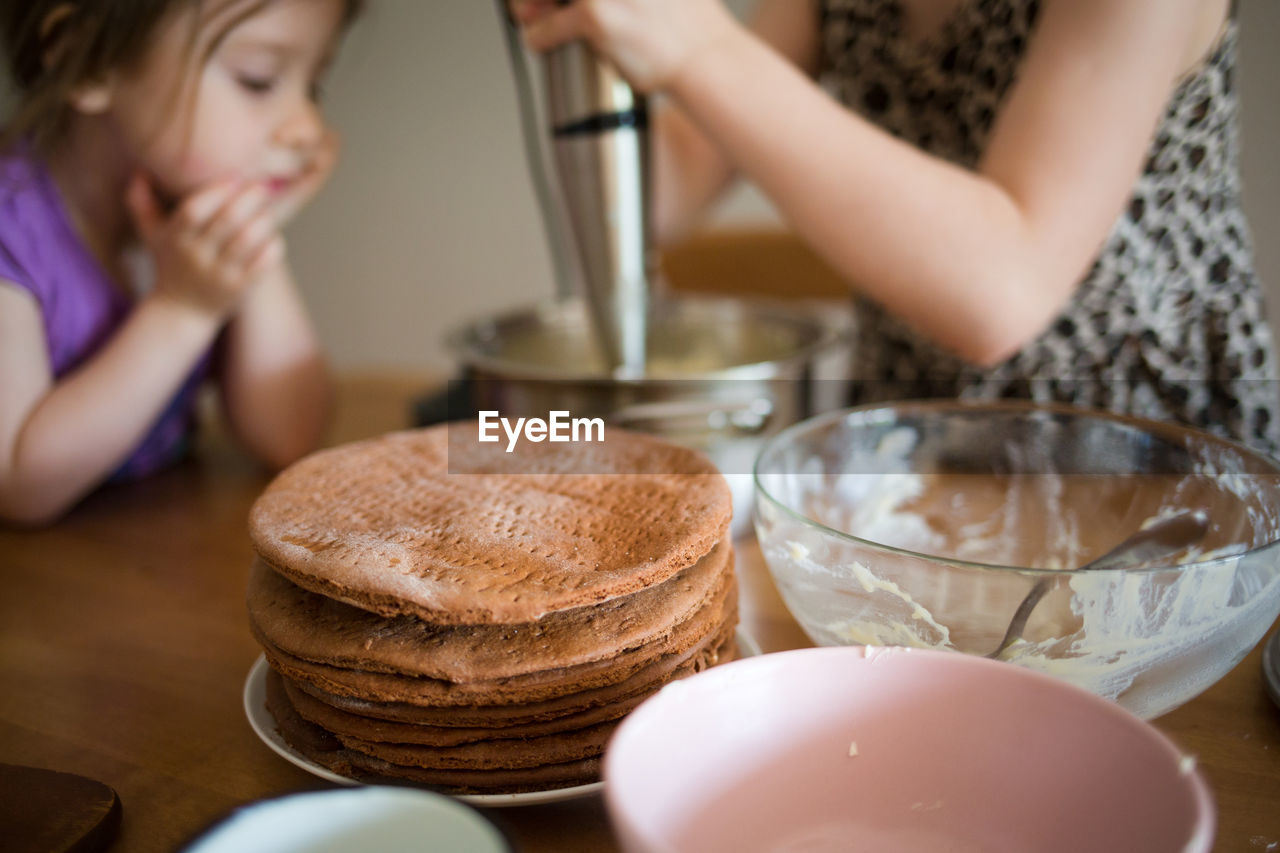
[{"x1": 2, "y1": 374, "x2": 1278, "y2": 852}]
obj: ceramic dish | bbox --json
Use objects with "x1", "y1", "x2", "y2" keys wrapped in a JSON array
[
  {"x1": 243, "y1": 630, "x2": 761, "y2": 807},
  {"x1": 605, "y1": 645, "x2": 1215, "y2": 853}
]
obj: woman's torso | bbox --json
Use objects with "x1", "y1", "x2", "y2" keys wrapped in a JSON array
[{"x1": 816, "y1": 0, "x2": 1279, "y2": 455}]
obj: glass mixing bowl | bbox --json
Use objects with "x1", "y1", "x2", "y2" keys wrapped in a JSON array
[{"x1": 753, "y1": 400, "x2": 1280, "y2": 719}]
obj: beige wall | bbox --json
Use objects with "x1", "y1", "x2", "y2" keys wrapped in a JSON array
[{"x1": 3, "y1": 2, "x2": 1277, "y2": 372}]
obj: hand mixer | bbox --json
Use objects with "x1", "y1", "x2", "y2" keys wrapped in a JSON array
[{"x1": 497, "y1": 0, "x2": 652, "y2": 376}]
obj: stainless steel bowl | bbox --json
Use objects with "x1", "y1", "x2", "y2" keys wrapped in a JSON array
[{"x1": 447, "y1": 296, "x2": 842, "y2": 535}]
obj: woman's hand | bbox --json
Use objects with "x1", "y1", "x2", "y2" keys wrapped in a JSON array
[
  {"x1": 126, "y1": 175, "x2": 286, "y2": 321},
  {"x1": 510, "y1": 0, "x2": 740, "y2": 92}
]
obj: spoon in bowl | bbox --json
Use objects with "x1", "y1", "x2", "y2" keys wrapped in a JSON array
[{"x1": 987, "y1": 509, "x2": 1210, "y2": 659}]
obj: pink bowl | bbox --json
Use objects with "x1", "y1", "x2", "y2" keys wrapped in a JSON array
[{"x1": 604, "y1": 646, "x2": 1213, "y2": 853}]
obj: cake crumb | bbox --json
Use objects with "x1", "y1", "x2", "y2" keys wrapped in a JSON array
[
  {"x1": 1179, "y1": 754, "x2": 1197, "y2": 775},
  {"x1": 848, "y1": 741, "x2": 858, "y2": 757}
]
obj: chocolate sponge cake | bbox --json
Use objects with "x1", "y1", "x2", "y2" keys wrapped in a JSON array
[
  {"x1": 246, "y1": 539, "x2": 731, "y2": 682},
  {"x1": 246, "y1": 422, "x2": 738, "y2": 794},
  {"x1": 248, "y1": 425, "x2": 732, "y2": 624}
]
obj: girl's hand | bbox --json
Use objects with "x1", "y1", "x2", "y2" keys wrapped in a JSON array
[
  {"x1": 510, "y1": 0, "x2": 739, "y2": 92},
  {"x1": 269, "y1": 128, "x2": 341, "y2": 228},
  {"x1": 126, "y1": 174, "x2": 285, "y2": 321}
]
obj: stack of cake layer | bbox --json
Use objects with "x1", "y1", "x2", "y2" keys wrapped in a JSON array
[{"x1": 247, "y1": 424, "x2": 735, "y2": 793}]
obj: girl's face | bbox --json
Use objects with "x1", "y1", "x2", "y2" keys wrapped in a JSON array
[{"x1": 99, "y1": 0, "x2": 347, "y2": 202}]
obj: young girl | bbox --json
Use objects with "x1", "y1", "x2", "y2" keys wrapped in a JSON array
[
  {"x1": 0, "y1": 0, "x2": 362, "y2": 524},
  {"x1": 512, "y1": 0, "x2": 1279, "y2": 457}
]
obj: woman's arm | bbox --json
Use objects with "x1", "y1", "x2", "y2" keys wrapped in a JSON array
[
  {"x1": 0, "y1": 282, "x2": 222, "y2": 525},
  {"x1": 651, "y1": 0, "x2": 820, "y2": 244},
  {"x1": 216, "y1": 260, "x2": 332, "y2": 471},
  {"x1": 521, "y1": 0, "x2": 1222, "y2": 365}
]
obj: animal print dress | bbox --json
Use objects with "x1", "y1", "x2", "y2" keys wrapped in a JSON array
[{"x1": 818, "y1": 0, "x2": 1280, "y2": 457}]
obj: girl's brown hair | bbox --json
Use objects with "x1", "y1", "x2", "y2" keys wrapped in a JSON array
[{"x1": 0, "y1": 0, "x2": 363, "y2": 154}]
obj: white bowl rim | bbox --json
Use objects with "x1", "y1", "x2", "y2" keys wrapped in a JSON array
[
  {"x1": 182, "y1": 786, "x2": 513, "y2": 853},
  {"x1": 753, "y1": 398, "x2": 1280, "y2": 576}
]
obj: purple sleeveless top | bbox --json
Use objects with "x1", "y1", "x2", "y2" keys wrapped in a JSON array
[{"x1": 0, "y1": 150, "x2": 211, "y2": 480}]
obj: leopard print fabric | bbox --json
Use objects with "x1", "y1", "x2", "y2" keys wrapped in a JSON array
[{"x1": 818, "y1": 0, "x2": 1280, "y2": 457}]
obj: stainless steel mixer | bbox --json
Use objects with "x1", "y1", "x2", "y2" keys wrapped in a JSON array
[
  {"x1": 497, "y1": 0, "x2": 651, "y2": 376},
  {"x1": 416, "y1": 4, "x2": 841, "y2": 537}
]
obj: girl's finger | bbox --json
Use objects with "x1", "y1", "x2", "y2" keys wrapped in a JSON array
[
  {"x1": 124, "y1": 173, "x2": 164, "y2": 245},
  {"x1": 172, "y1": 180, "x2": 241, "y2": 233},
  {"x1": 200, "y1": 183, "x2": 271, "y2": 255},
  {"x1": 241, "y1": 234, "x2": 286, "y2": 284},
  {"x1": 220, "y1": 209, "x2": 278, "y2": 272}
]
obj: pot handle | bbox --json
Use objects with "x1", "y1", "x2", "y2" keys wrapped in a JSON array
[
  {"x1": 411, "y1": 378, "x2": 476, "y2": 427},
  {"x1": 611, "y1": 397, "x2": 774, "y2": 437}
]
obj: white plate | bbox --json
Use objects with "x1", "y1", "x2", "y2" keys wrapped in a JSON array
[
  {"x1": 243, "y1": 629, "x2": 760, "y2": 809},
  {"x1": 242, "y1": 655, "x2": 602, "y2": 807}
]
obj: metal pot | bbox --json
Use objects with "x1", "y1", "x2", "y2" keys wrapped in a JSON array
[{"x1": 438, "y1": 296, "x2": 842, "y2": 536}]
